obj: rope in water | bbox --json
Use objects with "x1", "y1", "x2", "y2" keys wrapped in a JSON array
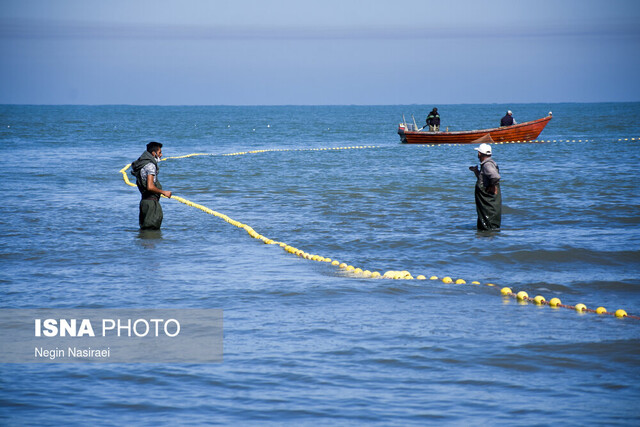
[
  {"x1": 414, "y1": 139, "x2": 596, "y2": 147},
  {"x1": 120, "y1": 144, "x2": 638, "y2": 320}
]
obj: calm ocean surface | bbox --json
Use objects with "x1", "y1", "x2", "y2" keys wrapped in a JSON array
[{"x1": 1, "y1": 103, "x2": 640, "y2": 425}]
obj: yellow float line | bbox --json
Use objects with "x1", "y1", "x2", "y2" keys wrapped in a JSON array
[
  {"x1": 120, "y1": 145, "x2": 636, "y2": 320},
  {"x1": 218, "y1": 145, "x2": 380, "y2": 157},
  {"x1": 414, "y1": 140, "x2": 593, "y2": 147}
]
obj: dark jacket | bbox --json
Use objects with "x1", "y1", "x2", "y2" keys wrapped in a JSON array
[
  {"x1": 426, "y1": 111, "x2": 440, "y2": 126},
  {"x1": 500, "y1": 114, "x2": 514, "y2": 126}
]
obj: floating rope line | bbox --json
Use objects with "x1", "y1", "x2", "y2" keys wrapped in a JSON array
[
  {"x1": 120, "y1": 144, "x2": 637, "y2": 320},
  {"x1": 413, "y1": 139, "x2": 593, "y2": 147}
]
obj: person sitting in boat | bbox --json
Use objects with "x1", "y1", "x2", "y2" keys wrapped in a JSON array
[
  {"x1": 500, "y1": 110, "x2": 517, "y2": 126},
  {"x1": 425, "y1": 108, "x2": 440, "y2": 132}
]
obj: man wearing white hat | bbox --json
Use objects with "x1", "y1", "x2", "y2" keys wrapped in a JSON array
[
  {"x1": 469, "y1": 143, "x2": 501, "y2": 230},
  {"x1": 500, "y1": 110, "x2": 516, "y2": 126}
]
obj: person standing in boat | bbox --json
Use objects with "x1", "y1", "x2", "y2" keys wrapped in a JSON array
[
  {"x1": 131, "y1": 141, "x2": 172, "y2": 230},
  {"x1": 469, "y1": 143, "x2": 501, "y2": 231},
  {"x1": 500, "y1": 110, "x2": 517, "y2": 126},
  {"x1": 425, "y1": 108, "x2": 440, "y2": 132}
]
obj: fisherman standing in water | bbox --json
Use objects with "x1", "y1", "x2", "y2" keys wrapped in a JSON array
[
  {"x1": 131, "y1": 141, "x2": 172, "y2": 230},
  {"x1": 469, "y1": 143, "x2": 501, "y2": 230}
]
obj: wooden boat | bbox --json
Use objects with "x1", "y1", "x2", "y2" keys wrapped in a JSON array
[{"x1": 398, "y1": 113, "x2": 552, "y2": 144}]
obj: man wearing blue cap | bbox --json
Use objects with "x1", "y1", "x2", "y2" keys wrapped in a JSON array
[{"x1": 469, "y1": 143, "x2": 501, "y2": 230}]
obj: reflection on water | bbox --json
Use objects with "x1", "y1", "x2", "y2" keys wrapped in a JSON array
[
  {"x1": 136, "y1": 229, "x2": 163, "y2": 247},
  {"x1": 475, "y1": 229, "x2": 501, "y2": 238}
]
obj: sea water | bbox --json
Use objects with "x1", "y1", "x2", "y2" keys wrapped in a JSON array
[{"x1": 1, "y1": 103, "x2": 639, "y2": 425}]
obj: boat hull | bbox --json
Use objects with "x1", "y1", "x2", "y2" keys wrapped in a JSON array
[{"x1": 398, "y1": 115, "x2": 552, "y2": 144}]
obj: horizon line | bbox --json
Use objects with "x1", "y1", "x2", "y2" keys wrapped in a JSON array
[{"x1": 1, "y1": 101, "x2": 639, "y2": 107}]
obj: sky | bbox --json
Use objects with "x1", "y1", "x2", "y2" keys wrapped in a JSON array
[{"x1": 0, "y1": 0, "x2": 639, "y2": 105}]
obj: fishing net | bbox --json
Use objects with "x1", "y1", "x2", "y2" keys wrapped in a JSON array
[{"x1": 471, "y1": 133, "x2": 495, "y2": 144}]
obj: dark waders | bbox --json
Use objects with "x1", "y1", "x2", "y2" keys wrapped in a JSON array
[
  {"x1": 131, "y1": 150, "x2": 165, "y2": 230},
  {"x1": 139, "y1": 197, "x2": 163, "y2": 230},
  {"x1": 475, "y1": 182, "x2": 501, "y2": 230}
]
